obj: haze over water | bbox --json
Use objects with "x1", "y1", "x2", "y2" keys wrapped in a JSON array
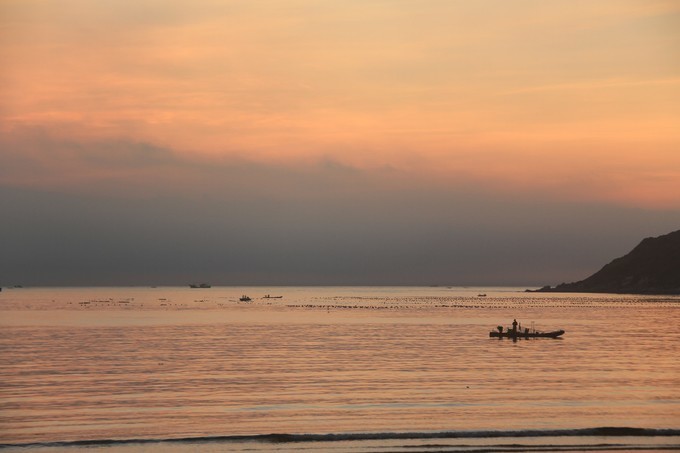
[{"x1": 1, "y1": 287, "x2": 678, "y2": 452}]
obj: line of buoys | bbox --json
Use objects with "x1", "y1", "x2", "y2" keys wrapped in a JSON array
[{"x1": 286, "y1": 304, "x2": 404, "y2": 310}]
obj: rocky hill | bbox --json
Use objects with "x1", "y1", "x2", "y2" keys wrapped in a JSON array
[{"x1": 532, "y1": 229, "x2": 680, "y2": 295}]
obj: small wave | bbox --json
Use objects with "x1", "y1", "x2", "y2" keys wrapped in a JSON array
[{"x1": 2, "y1": 427, "x2": 679, "y2": 449}]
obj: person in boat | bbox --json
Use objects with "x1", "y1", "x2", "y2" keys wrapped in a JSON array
[{"x1": 512, "y1": 319, "x2": 518, "y2": 333}]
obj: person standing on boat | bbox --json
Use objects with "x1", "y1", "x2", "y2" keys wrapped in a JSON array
[{"x1": 512, "y1": 319, "x2": 518, "y2": 333}]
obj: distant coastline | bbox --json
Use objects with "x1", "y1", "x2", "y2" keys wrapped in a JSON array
[{"x1": 529, "y1": 229, "x2": 680, "y2": 295}]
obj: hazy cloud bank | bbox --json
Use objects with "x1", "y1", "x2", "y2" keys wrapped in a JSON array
[{"x1": 2, "y1": 130, "x2": 679, "y2": 286}]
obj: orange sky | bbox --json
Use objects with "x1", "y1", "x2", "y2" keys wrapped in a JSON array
[{"x1": 2, "y1": 0, "x2": 679, "y2": 208}]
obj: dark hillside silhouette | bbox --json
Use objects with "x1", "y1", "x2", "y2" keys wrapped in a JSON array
[{"x1": 532, "y1": 229, "x2": 680, "y2": 295}]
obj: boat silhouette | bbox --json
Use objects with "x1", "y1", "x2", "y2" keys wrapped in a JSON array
[
  {"x1": 490, "y1": 329, "x2": 565, "y2": 339},
  {"x1": 490, "y1": 319, "x2": 564, "y2": 339}
]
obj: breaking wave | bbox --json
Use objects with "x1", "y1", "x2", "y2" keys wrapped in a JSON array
[{"x1": 2, "y1": 427, "x2": 679, "y2": 449}]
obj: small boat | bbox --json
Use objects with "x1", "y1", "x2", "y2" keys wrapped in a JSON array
[
  {"x1": 490, "y1": 329, "x2": 564, "y2": 339},
  {"x1": 478, "y1": 293, "x2": 487, "y2": 297},
  {"x1": 189, "y1": 283, "x2": 211, "y2": 288},
  {"x1": 239, "y1": 295, "x2": 252, "y2": 302},
  {"x1": 263, "y1": 294, "x2": 283, "y2": 299},
  {"x1": 491, "y1": 319, "x2": 563, "y2": 339}
]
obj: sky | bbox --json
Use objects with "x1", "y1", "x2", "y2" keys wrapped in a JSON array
[{"x1": 1, "y1": 0, "x2": 679, "y2": 286}]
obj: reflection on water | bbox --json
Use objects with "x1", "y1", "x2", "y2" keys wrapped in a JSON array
[{"x1": 0, "y1": 287, "x2": 678, "y2": 447}]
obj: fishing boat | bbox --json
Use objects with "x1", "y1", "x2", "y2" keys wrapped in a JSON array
[
  {"x1": 490, "y1": 319, "x2": 564, "y2": 339},
  {"x1": 263, "y1": 294, "x2": 283, "y2": 299},
  {"x1": 239, "y1": 295, "x2": 252, "y2": 302},
  {"x1": 189, "y1": 283, "x2": 211, "y2": 288},
  {"x1": 490, "y1": 329, "x2": 565, "y2": 339}
]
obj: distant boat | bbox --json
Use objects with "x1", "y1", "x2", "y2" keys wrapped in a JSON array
[
  {"x1": 189, "y1": 283, "x2": 211, "y2": 288},
  {"x1": 239, "y1": 295, "x2": 252, "y2": 302},
  {"x1": 263, "y1": 294, "x2": 283, "y2": 299},
  {"x1": 478, "y1": 293, "x2": 487, "y2": 297}
]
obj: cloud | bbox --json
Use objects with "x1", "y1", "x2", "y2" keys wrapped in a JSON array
[
  {"x1": 2, "y1": 127, "x2": 680, "y2": 286},
  {"x1": 502, "y1": 77, "x2": 680, "y2": 95},
  {"x1": 1, "y1": 1, "x2": 679, "y2": 285},
  {"x1": 0, "y1": 125, "x2": 401, "y2": 202},
  {"x1": 0, "y1": 126, "x2": 180, "y2": 193},
  {"x1": 2, "y1": 179, "x2": 679, "y2": 286},
  {"x1": 2, "y1": 124, "x2": 680, "y2": 210},
  {"x1": 2, "y1": 0, "x2": 679, "y2": 211}
]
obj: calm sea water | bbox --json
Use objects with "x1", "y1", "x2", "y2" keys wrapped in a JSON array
[{"x1": 1, "y1": 286, "x2": 678, "y2": 452}]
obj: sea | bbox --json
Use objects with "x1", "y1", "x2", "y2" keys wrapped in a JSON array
[{"x1": 1, "y1": 286, "x2": 678, "y2": 452}]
